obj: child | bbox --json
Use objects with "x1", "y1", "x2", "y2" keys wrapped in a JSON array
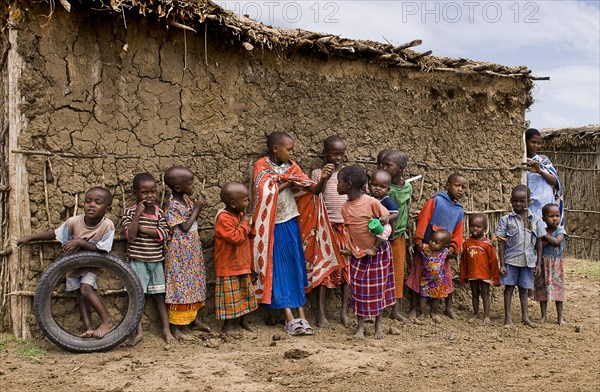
[
  {"x1": 376, "y1": 149, "x2": 392, "y2": 169},
  {"x1": 17, "y1": 187, "x2": 115, "y2": 338},
  {"x1": 214, "y1": 182, "x2": 258, "y2": 336},
  {"x1": 163, "y1": 166, "x2": 208, "y2": 340},
  {"x1": 369, "y1": 170, "x2": 399, "y2": 225},
  {"x1": 406, "y1": 173, "x2": 467, "y2": 320},
  {"x1": 418, "y1": 229, "x2": 452, "y2": 323},
  {"x1": 534, "y1": 203, "x2": 568, "y2": 325},
  {"x1": 252, "y1": 131, "x2": 335, "y2": 336},
  {"x1": 310, "y1": 136, "x2": 351, "y2": 328},
  {"x1": 496, "y1": 184, "x2": 545, "y2": 328},
  {"x1": 338, "y1": 165, "x2": 395, "y2": 340},
  {"x1": 381, "y1": 150, "x2": 413, "y2": 322},
  {"x1": 122, "y1": 173, "x2": 173, "y2": 345},
  {"x1": 460, "y1": 213, "x2": 500, "y2": 323}
]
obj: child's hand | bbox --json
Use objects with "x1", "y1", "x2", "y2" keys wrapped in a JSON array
[
  {"x1": 135, "y1": 200, "x2": 146, "y2": 214},
  {"x1": 535, "y1": 264, "x2": 541, "y2": 277},
  {"x1": 16, "y1": 235, "x2": 32, "y2": 247},
  {"x1": 500, "y1": 266, "x2": 507, "y2": 276},
  {"x1": 365, "y1": 246, "x2": 378, "y2": 256},
  {"x1": 413, "y1": 243, "x2": 422, "y2": 254},
  {"x1": 339, "y1": 248, "x2": 352, "y2": 256},
  {"x1": 321, "y1": 163, "x2": 335, "y2": 180},
  {"x1": 194, "y1": 195, "x2": 206, "y2": 210},
  {"x1": 63, "y1": 239, "x2": 84, "y2": 254},
  {"x1": 242, "y1": 213, "x2": 253, "y2": 225},
  {"x1": 379, "y1": 216, "x2": 389, "y2": 225}
]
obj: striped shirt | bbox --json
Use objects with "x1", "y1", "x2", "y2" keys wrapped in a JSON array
[
  {"x1": 311, "y1": 168, "x2": 347, "y2": 223},
  {"x1": 122, "y1": 204, "x2": 169, "y2": 262}
]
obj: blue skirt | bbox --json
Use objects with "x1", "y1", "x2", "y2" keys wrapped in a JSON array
[{"x1": 264, "y1": 217, "x2": 308, "y2": 309}]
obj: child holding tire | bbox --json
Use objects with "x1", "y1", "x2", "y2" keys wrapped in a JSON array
[
  {"x1": 17, "y1": 186, "x2": 116, "y2": 339},
  {"x1": 122, "y1": 173, "x2": 173, "y2": 345}
]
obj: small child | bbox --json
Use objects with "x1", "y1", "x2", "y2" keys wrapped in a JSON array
[
  {"x1": 311, "y1": 135, "x2": 351, "y2": 328},
  {"x1": 418, "y1": 229, "x2": 452, "y2": 323},
  {"x1": 17, "y1": 187, "x2": 115, "y2": 338},
  {"x1": 214, "y1": 182, "x2": 258, "y2": 336},
  {"x1": 381, "y1": 150, "x2": 413, "y2": 322},
  {"x1": 369, "y1": 170, "x2": 399, "y2": 226},
  {"x1": 496, "y1": 184, "x2": 545, "y2": 328},
  {"x1": 252, "y1": 131, "x2": 334, "y2": 336},
  {"x1": 337, "y1": 165, "x2": 395, "y2": 340},
  {"x1": 460, "y1": 214, "x2": 500, "y2": 323},
  {"x1": 122, "y1": 173, "x2": 173, "y2": 345},
  {"x1": 407, "y1": 173, "x2": 468, "y2": 320},
  {"x1": 534, "y1": 203, "x2": 568, "y2": 325},
  {"x1": 163, "y1": 166, "x2": 209, "y2": 340}
]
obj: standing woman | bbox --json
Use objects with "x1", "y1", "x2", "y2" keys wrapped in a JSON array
[{"x1": 525, "y1": 128, "x2": 564, "y2": 224}]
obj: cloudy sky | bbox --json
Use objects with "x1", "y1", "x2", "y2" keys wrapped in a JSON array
[{"x1": 219, "y1": 0, "x2": 600, "y2": 129}]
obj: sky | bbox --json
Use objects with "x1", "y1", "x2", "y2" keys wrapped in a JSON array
[{"x1": 219, "y1": 0, "x2": 600, "y2": 129}]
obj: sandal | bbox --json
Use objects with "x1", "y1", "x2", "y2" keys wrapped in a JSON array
[
  {"x1": 299, "y1": 319, "x2": 315, "y2": 335},
  {"x1": 284, "y1": 318, "x2": 306, "y2": 336}
]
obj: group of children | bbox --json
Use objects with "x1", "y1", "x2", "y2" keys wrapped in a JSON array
[{"x1": 17, "y1": 132, "x2": 568, "y2": 344}]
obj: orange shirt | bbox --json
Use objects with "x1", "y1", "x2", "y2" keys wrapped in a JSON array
[
  {"x1": 341, "y1": 195, "x2": 390, "y2": 259},
  {"x1": 214, "y1": 210, "x2": 253, "y2": 277},
  {"x1": 460, "y1": 237, "x2": 500, "y2": 285}
]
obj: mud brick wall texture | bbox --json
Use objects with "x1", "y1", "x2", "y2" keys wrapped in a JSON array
[{"x1": 5, "y1": 3, "x2": 532, "y2": 330}]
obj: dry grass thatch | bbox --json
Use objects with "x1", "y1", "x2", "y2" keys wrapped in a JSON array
[
  {"x1": 45, "y1": 0, "x2": 540, "y2": 79},
  {"x1": 541, "y1": 125, "x2": 600, "y2": 149}
]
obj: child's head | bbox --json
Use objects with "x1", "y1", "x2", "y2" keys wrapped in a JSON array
[
  {"x1": 381, "y1": 150, "x2": 408, "y2": 179},
  {"x1": 468, "y1": 213, "x2": 487, "y2": 239},
  {"x1": 376, "y1": 149, "x2": 392, "y2": 169},
  {"x1": 267, "y1": 131, "x2": 294, "y2": 164},
  {"x1": 542, "y1": 203, "x2": 561, "y2": 228},
  {"x1": 369, "y1": 170, "x2": 392, "y2": 199},
  {"x1": 525, "y1": 128, "x2": 542, "y2": 155},
  {"x1": 337, "y1": 165, "x2": 368, "y2": 195},
  {"x1": 164, "y1": 166, "x2": 195, "y2": 195},
  {"x1": 323, "y1": 135, "x2": 346, "y2": 169},
  {"x1": 84, "y1": 187, "x2": 112, "y2": 220},
  {"x1": 510, "y1": 184, "x2": 529, "y2": 214},
  {"x1": 132, "y1": 172, "x2": 157, "y2": 206},
  {"x1": 428, "y1": 229, "x2": 452, "y2": 252},
  {"x1": 220, "y1": 182, "x2": 250, "y2": 213},
  {"x1": 445, "y1": 173, "x2": 467, "y2": 201}
]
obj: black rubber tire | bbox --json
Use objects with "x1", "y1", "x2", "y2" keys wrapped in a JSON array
[{"x1": 34, "y1": 251, "x2": 144, "y2": 353}]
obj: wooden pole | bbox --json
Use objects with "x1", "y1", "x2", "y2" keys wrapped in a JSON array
[{"x1": 6, "y1": 8, "x2": 33, "y2": 339}]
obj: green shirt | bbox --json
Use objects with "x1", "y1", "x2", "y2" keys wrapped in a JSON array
[{"x1": 388, "y1": 182, "x2": 413, "y2": 239}]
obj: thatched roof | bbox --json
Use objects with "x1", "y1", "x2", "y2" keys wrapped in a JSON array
[
  {"x1": 541, "y1": 125, "x2": 600, "y2": 149},
  {"x1": 50, "y1": 0, "x2": 540, "y2": 79}
]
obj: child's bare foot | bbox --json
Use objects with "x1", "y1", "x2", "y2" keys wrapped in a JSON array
[
  {"x1": 540, "y1": 316, "x2": 547, "y2": 324},
  {"x1": 503, "y1": 318, "x2": 513, "y2": 328},
  {"x1": 407, "y1": 310, "x2": 417, "y2": 319},
  {"x1": 240, "y1": 319, "x2": 256, "y2": 332},
  {"x1": 431, "y1": 314, "x2": 442, "y2": 324},
  {"x1": 191, "y1": 319, "x2": 211, "y2": 333},
  {"x1": 340, "y1": 312, "x2": 351, "y2": 328},
  {"x1": 444, "y1": 308, "x2": 457, "y2": 320},
  {"x1": 522, "y1": 318, "x2": 537, "y2": 328},
  {"x1": 80, "y1": 330, "x2": 94, "y2": 338},
  {"x1": 316, "y1": 314, "x2": 331, "y2": 329},
  {"x1": 483, "y1": 317, "x2": 491, "y2": 324},
  {"x1": 353, "y1": 329, "x2": 365, "y2": 340},
  {"x1": 170, "y1": 325, "x2": 186, "y2": 341},
  {"x1": 558, "y1": 319, "x2": 566, "y2": 326},
  {"x1": 417, "y1": 313, "x2": 425, "y2": 321},
  {"x1": 468, "y1": 316, "x2": 477, "y2": 324},
  {"x1": 390, "y1": 311, "x2": 407, "y2": 322},
  {"x1": 162, "y1": 328, "x2": 175, "y2": 344},
  {"x1": 92, "y1": 320, "x2": 114, "y2": 339},
  {"x1": 374, "y1": 328, "x2": 385, "y2": 339},
  {"x1": 127, "y1": 332, "x2": 144, "y2": 347}
]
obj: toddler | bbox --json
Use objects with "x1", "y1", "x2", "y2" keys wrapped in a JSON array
[
  {"x1": 534, "y1": 203, "x2": 568, "y2": 325},
  {"x1": 214, "y1": 182, "x2": 258, "y2": 336},
  {"x1": 163, "y1": 166, "x2": 208, "y2": 340},
  {"x1": 18, "y1": 187, "x2": 115, "y2": 338},
  {"x1": 496, "y1": 184, "x2": 545, "y2": 328},
  {"x1": 418, "y1": 229, "x2": 452, "y2": 323},
  {"x1": 338, "y1": 165, "x2": 395, "y2": 340},
  {"x1": 460, "y1": 213, "x2": 500, "y2": 323},
  {"x1": 122, "y1": 173, "x2": 172, "y2": 344}
]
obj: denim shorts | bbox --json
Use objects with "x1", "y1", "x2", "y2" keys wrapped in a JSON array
[{"x1": 500, "y1": 264, "x2": 534, "y2": 289}]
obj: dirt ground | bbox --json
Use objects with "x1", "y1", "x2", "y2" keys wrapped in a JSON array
[{"x1": 1, "y1": 259, "x2": 598, "y2": 392}]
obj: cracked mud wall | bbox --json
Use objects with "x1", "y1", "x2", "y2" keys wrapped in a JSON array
[{"x1": 5, "y1": 3, "x2": 531, "y2": 332}]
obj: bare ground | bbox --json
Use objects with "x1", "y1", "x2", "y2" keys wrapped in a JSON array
[{"x1": 1, "y1": 259, "x2": 599, "y2": 392}]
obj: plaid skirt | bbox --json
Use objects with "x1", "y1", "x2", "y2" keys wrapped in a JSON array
[
  {"x1": 215, "y1": 274, "x2": 258, "y2": 320},
  {"x1": 350, "y1": 241, "x2": 396, "y2": 318}
]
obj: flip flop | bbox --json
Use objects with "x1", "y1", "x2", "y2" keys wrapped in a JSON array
[
  {"x1": 284, "y1": 318, "x2": 306, "y2": 336},
  {"x1": 299, "y1": 319, "x2": 315, "y2": 335}
]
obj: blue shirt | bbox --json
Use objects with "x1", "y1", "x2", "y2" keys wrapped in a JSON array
[{"x1": 495, "y1": 209, "x2": 545, "y2": 268}]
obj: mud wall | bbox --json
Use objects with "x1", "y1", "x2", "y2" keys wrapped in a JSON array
[{"x1": 4, "y1": 3, "x2": 531, "y2": 332}]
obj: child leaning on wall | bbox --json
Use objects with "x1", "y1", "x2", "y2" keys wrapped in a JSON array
[{"x1": 18, "y1": 187, "x2": 116, "y2": 339}]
